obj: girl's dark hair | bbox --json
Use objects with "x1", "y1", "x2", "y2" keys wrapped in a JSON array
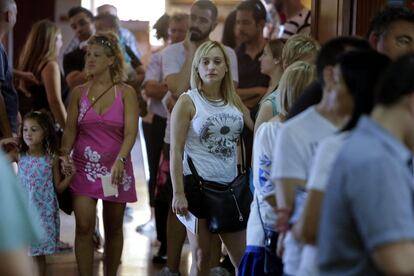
[
  {"x1": 375, "y1": 53, "x2": 414, "y2": 106},
  {"x1": 340, "y1": 50, "x2": 391, "y2": 131},
  {"x1": 20, "y1": 110, "x2": 58, "y2": 156}
]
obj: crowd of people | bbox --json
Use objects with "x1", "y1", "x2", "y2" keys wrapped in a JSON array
[{"x1": 1, "y1": 0, "x2": 414, "y2": 276}]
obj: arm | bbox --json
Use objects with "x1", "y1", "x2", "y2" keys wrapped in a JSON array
[
  {"x1": 165, "y1": 36, "x2": 196, "y2": 99},
  {"x1": 143, "y1": 80, "x2": 168, "y2": 101},
  {"x1": 274, "y1": 178, "x2": 306, "y2": 233},
  {"x1": 110, "y1": 84, "x2": 139, "y2": 185},
  {"x1": 237, "y1": 86, "x2": 267, "y2": 109},
  {"x1": 0, "y1": 90, "x2": 12, "y2": 137},
  {"x1": 134, "y1": 65, "x2": 145, "y2": 88},
  {"x1": 241, "y1": 102, "x2": 254, "y2": 131},
  {"x1": 170, "y1": 95, "x2": 194, "y2": 214},
  {"x1": 292, "y1": 189, "x2": 324, "y2": 244},
  {"x1": 13, "y1": 69, "x2": 39, "y2": 85},
  {"x1": 42, "y1": 61, "x2": 67, "y2": 128},
  {"x1": 60, "y1": 86, "x2": 81, "y2": 155},
  {"x1": 254, "y1": 101, "x2": 273, "y2": 134},
  {"x1": 373, "y1": 242, "x2": 414, "y2": 275},
  {"x1": 65, "y1": 71, "x2": 87, "y2": 90},
  {"x1": 53, "y1": 157, "x2": 74, "y2": 193}
]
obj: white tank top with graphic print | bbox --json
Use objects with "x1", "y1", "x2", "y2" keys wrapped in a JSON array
[{"x1": 182, "y1": 88, "x2": 244, "y2": 184}]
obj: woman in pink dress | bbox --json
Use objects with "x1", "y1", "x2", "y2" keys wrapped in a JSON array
[{"x1": 60, "y1": 32, "x2": 139, "y2": 276}]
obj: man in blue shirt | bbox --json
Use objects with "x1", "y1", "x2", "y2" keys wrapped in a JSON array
[{"x1": 319, "y1": 54, "x2": 414, "y2": 275}]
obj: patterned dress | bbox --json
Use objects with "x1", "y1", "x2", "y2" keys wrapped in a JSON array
[
  {"x1": 70, "y1": 84, "x2": 137, "y2": 202},
  {"x1": 18, "y1": 154, "x2": 59, "y2": 256}
]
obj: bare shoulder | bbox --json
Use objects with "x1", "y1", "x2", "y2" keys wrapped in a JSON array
[
  {"x1": 42, "y1": 60, "x2": 60, "y2": 74},
  {"x1": 71, "y1": 83, "x2": 88, "y2": 101},
  {"x1": 175, "y1": 94, "x2": 195, "y2": 116},
  {"x1": 118, "y1": 82, "x2": 136, "y2": 97}
]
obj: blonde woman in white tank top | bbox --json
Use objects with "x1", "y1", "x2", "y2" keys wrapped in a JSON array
[{"x1": 170, "y1": 41, "x2": 253, "y2": 276}]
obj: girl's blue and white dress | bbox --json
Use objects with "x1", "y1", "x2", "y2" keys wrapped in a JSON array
[{"x1": 18, "y1": 154, "x2": 59, "y2": 256}]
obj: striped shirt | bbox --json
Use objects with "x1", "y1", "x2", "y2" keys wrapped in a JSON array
[{"x1": 282, "y1": 8, "x2": 311, "y2": 39}]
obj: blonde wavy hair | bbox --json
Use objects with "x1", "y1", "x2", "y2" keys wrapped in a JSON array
[
  {"x1": 17, "y1": 19, "x2": 60, "y2": 89},
  {"x1": 190, "y1": 41, "x2": 243, "y2": 111},
  {"x1": 86, "y1": 32, "x2": 127, "y2": 83},
  {"x1": 278, "y1": 61, "x2": 316, "y2": 116},
  {"x1": 282, "y1": 34, "x2": 320, "y2": 69}
]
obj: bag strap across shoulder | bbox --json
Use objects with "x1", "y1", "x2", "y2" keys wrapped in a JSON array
[{"x1": 78, "y1": 83, "x2": 117, "y2": 123}]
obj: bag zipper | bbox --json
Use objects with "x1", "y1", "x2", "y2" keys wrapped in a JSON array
[{"x1": 230, "y1": 188, "x2": 243, "y2": 221}]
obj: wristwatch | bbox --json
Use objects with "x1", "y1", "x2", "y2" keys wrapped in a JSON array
[{"x1": 117, "y1": 156, "x2": 126, "y2": 165}]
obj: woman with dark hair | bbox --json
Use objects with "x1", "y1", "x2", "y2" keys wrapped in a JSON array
[{"x1": 291, "y1": 50, "x2": 390, "y2": 276}]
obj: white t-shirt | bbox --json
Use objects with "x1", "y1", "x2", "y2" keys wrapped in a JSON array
[
  {"x1": 143, "y1": 51, "x2": 167, "y2": 118},
  {"x1": 182, "y1": 89, "x2": 243, "y2": 183},
  {"x1": 161, "y1": 41, "x2": 239, "y2": 144},
  {"x1": 270, "y1": 106, "x2": 337, "y2": 275},
  {"x1": 297, "y1": 132, "x2": 348, "y2": 276},
  {"x1": 247, "y1": 121, "x2": 280, "y2": 246}
]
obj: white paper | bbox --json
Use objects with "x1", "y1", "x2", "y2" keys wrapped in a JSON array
[
  {"x1": 101, "y1": 174, "x2": 118, "y2": 197},
  {"x1": 176, "y1": 211, "x2": 198, "y2": 235}
]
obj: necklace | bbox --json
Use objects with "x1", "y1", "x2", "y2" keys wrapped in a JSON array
[{"x1": 201, "y1": 91, "x2": 225, "y2": 106}]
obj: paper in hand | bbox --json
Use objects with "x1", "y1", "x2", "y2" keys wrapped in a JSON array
[
  {"x1": 176, "y1": 211, "x2": 198, "y2": 235},
  {"x1": 101, "y1": 174, "x2": 118, "y2": 197}
]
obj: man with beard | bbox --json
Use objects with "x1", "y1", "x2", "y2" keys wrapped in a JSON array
[
  {"x1": 163, "y1": 0, "x2": 238, "y2": 100},
  {"x1": 159, "y1": 1, "x2": 239, "y2": 274}
]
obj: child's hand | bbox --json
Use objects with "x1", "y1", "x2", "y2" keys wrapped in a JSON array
[{"x1": 59, "y1": 156, "x2": 74, "y2": 176}]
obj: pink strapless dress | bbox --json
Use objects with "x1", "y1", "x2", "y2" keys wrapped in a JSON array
[{"x1": 70, "y1": 84, "x2": 137, "y2": 203}]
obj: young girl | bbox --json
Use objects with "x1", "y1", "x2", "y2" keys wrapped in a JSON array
[{"x1": 13, "y1": 111, "x2": 74, "y2": 276}]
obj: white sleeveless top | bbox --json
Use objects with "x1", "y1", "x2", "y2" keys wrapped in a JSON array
[{"x1": 182, "y1": 88, "x2": 244, "y2": 183}]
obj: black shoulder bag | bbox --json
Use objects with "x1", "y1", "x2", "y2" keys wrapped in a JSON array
[{"x1": 187, "y1": 141, "x2": 253, "y2": 233}]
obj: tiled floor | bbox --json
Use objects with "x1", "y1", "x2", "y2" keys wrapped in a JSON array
[{"x1": 47, "y1": 130, "x2": 192, "y2": 276}]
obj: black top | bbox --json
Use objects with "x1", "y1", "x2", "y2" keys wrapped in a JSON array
[
  {"x1": 18, "y1": 73, "x2": 68, "y2": 118},
  {"x1": 236, "y1": 43, "x2": 269, "y2": 89},
  {"x1": 63, "y1": 47, "x2": 86, "y2": 77}
]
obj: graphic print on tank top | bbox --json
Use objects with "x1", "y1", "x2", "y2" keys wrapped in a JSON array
[{"x1": 199, "y1": 113, "x2": 243, "y2": 160}]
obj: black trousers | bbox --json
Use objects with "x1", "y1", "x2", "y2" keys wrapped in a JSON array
[{"x1": 142, "y1": 114, "x2": 166, "y2": 207}]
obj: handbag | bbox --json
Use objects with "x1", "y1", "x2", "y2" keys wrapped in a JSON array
[
  {"x1": 256, "y1": 197, "x2": 283, "y2": 275},
  {"x1": 57, "y1": 84, "x2": 116, "y2": 215},
  {"x1": 187, "y1": 142, "x2": 252, "y2": 233}
]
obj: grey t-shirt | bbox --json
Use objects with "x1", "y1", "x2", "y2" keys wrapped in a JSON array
[{"x1": 318, "y1": 116, "x2": 414, "y2": 275}]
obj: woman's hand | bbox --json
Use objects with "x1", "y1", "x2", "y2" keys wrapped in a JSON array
[
  {"x1": 0, "y1": 137, "x2": 18, "y2": 152},
  {"x1": 110, "y1": 160, "x2": 124, "y2": 185},
  {"x1": 275, "y1": 207, "x2": 292, "y2": 233},
  {"x1": 172, "y1": 193, "x2": 188, "y2": 216}
]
